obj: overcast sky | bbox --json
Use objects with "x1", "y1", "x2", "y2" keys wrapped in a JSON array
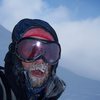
[{"x1": 0, "y1": 0, "x2": 100, "y2": 81}]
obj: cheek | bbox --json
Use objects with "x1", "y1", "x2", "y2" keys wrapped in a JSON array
[{"x1": 22, "y1": 61, "x2": 32, "y2": 69}]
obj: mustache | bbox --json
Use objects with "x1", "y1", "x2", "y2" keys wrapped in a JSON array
[{"x1": 29, "y1": 63, "x2": 48, "y2": 73}]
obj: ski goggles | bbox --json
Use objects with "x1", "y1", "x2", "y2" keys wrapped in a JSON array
[{"x1": 15, "y1": 37, "x2": 61, "y2": 64}]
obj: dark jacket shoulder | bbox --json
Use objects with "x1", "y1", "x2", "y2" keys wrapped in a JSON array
[
  {"x1": 45, "y1": 76, "x2": 66, "y2": 99},
  {"x1": 0, "y1": 66, "x2": 16, "y2": 100}
]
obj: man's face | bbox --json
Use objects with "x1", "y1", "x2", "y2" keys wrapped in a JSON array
[
  {"x1": 22, "y1": 59, "x2": 51, "y2": 88},
  {"x1": 19, "y1": 28, "x2": 54, "y2": 87}
]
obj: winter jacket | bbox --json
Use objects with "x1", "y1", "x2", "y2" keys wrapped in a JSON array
[{"x1": 0, "y1": 66, "x2": 66, "y2": 100}]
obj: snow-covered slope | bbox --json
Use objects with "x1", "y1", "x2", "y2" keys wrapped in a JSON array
[
  {"x1": 0, "y1": 25, "x2": 11, "y2": 66},
  {"x1": 57, "y1": 67, "x2": 100, "y2": 100}
]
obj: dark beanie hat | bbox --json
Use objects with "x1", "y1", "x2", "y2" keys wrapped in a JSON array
[{"x1": 12, "y1": 18, "x2": 58, "y2": 42}]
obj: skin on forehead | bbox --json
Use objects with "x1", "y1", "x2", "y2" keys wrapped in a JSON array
[{"x1": 23, "y1": 28, "x2": 54, "y2": 41}]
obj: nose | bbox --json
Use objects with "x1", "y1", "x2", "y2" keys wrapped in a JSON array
[{"x1": 34, "y1": 59, "x2": 44, "y2": 64}]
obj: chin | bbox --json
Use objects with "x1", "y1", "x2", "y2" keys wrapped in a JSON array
[{"x1": 29, "y1": 74, "x2": 47, "y2": 88}]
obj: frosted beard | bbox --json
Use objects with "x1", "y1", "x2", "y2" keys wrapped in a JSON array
[{"x1": 25, "y1": 63, "x2": 50, "y2": 88}]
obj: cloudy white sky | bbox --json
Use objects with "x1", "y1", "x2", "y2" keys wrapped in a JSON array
[{"x1": 0, "y1": 0, "x2": 100, "y2": 81}]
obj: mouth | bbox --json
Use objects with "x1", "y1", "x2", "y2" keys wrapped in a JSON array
[{"x1": 31, "y1": 69, "x2": 46, "y2": 78}]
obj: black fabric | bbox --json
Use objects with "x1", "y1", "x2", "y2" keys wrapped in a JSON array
[
  {"x1": 12, "y1": 19, "x2": 58, "y2": 42},
  {"x1": 0, "y1": 80, "x2": 3, "y2": 100},
  {"x1": 4, "y1": 52, "x2": 28, "y2": 100},
  {"x1": 0, "y1": 66, "x2": 11, "y2": 100}
]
